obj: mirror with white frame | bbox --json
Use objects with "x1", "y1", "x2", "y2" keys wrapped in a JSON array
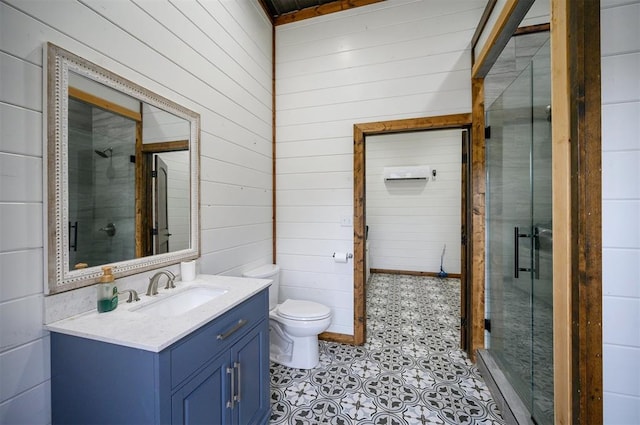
[{"x1": 45, "y1": 43, "x2": 200, "y2": 294}]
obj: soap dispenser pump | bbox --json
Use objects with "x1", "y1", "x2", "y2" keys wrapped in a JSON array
[{"x1": 97, "y1": 266, "x2": 118, "y2": 313}]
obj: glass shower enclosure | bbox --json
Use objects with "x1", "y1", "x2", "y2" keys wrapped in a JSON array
[{"x1": 485, "y1": 36, "x2": 553, "y2": 424}]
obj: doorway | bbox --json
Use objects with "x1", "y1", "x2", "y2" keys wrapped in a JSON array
[
  {"x1": 352, "y1": 114, "x2": 472, "y2": 348},
  {"x1": 139, "y1": 143, "x2": 190, "y2": 256},
  {"x1": 365, "y1": 130, "x2": 463, "y2": 278}
]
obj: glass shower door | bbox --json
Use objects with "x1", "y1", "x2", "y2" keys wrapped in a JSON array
[
  {"x1": 486, "y1": 37, "x2": 553, "y2": 424},
  {"x1": 531, "y1": 38, "x2": 553, "y2": 424},
  {"x1": 486, "y1": 61, "x2": 535, "y2": 415}
]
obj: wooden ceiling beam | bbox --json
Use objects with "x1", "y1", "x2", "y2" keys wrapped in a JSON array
[{"x1": 274, "y1": 0, "x2": 384, "y2": 26}]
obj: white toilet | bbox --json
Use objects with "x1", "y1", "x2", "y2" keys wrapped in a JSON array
[{"x1": 243, "y1": 264, "x2": 331, "y2": 369}]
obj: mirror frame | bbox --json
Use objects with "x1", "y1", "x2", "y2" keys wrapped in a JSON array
[{"x1": 45, "y1": 43, "x2": 200, "y2": 294}]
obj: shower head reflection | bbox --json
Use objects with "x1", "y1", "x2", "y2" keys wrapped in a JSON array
[{"x1": 95, "y1": 147, "x2": 112, "y2": 158}]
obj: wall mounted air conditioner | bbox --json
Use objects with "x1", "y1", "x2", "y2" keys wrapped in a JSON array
[{"x1": 383, "y1": 166, "x2": 430, "y2": 181}]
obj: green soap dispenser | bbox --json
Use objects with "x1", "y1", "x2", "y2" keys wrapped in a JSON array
[{"x1": 97, "y1": 266, "x2": 118, "y2": 313}]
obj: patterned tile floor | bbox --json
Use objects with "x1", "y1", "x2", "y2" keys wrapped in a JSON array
[{"x1": 269, "y1": 273, "x2": 505, "y2": 425}]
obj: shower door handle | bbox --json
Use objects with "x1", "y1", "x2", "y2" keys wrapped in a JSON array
[
  {"x1": 514, "y1": 226, "x2": 533, "y2": 278},
  {"x1": 533, "y1": 227, "x2": 540, "y2": 280},
  {"x1": 69, "y1": 221, "x2": 78, "y2": 252}
]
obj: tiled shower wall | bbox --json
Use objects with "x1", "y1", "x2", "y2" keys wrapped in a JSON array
[
  {"x1": 68, "y1": 107, "x2": 137, "y2": 268},
  {"x1": 601, "y1": 0, "x2": 640, "y2": 422}
]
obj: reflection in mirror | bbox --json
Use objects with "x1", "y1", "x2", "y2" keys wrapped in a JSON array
[
  {"x1": 46, "y1": 43, "x2": 200, "y2": 294},
  {"x1": 68, "y1": 92, "x2": 137, "y2": 268}
]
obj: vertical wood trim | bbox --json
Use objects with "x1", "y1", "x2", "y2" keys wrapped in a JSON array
[
  {"x1": 551, "y1": 3, "x2": 573, "y2": 421},
  {"x1": 272, "y1": 25, "x2": 277, "y2": 264},
  {"x1": 570, "y1": 0, "x2": 603, "y2": 422},
  {"x1": 470, "y1": 78, "x2": 486, "y2": 362},
  {"x1": 353, "y1": 124, "x2": 366, "y2": 345},
  {"x1": 577, "y1": 2, "x2": 604, "y2": 418},
  {"x1": 551, "y1": 0, "x2": 603, "y2": 423}
]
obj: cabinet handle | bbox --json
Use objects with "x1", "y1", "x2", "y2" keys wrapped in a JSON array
[
  {"x1": 234, "y1": 362, "x2": 241, "y2": 403},
  {"x1": 226, "y1": 366, "x2": 235, "y2": 409},
  {"x1": 217, "y1": 319, "x2": 248, "y2": 340}
]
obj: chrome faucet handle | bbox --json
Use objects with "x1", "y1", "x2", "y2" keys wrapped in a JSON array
[
  {"x1": 164, "y1": 270, "x2": 176, "y2": 290},
  {"x1": 146, "y1": 275, "x2": 160, "y2": 296},
  {"x1": 118, "y1": 289, "x2": 140, "y2": 303},
  {"x1": 164, "y1": 277, "x2": 176, "y2": 290}
]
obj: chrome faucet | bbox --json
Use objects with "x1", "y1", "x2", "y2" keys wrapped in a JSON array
[
  {"x1": 146, "y1": 270, "x2": 176, "y2": 296},
  {"x1": 117, "y1": 289, "x2": 140, "y2": 303}
]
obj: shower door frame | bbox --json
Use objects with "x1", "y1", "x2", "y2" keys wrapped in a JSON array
[{"x1": 470, "y1": 0, "x2": 603, "y2": 423}]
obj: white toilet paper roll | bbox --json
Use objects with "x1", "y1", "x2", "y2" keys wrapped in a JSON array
[
  {"x1": 333, "y1": 252, "x2": 348, "y2": 263},
  {"x1": 180, "y1": 260, "x2": 196, "y2": 281}
]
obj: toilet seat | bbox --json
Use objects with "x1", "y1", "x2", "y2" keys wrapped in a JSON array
[{"x1": 277, "y1": 299, "x2": 331, "y2": 321}]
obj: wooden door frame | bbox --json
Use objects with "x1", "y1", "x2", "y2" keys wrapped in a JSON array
[
  {"x1": 471, "y1": 0, "x2": 603, "y2": 423},
  {"x1": 350, "y1": 114, "x2": 472, "y2": 346}
]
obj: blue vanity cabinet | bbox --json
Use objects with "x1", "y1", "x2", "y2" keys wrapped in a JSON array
[
  {"x1": 171, "y1": 350, "x2": 229, "y2": 424},
  {"x1": 51, "y1": 290, "x2": 270, "y2": 425},
  {"x1": 171, "y1": 321, "x2": 269, "y2": 425}
]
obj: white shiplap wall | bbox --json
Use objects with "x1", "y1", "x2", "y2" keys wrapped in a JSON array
[
  {"x1": 601, "y1": 0, "x2": 640, "y2": 423},
  {"x1": 366, "y1": 130, "x2": 462, "y2": 274},
  {"x1": 276, "y1": 1, "x2": 485, "y2": 335},
  {"x1": 0, "y1": 1, "x2": 272, "y2": 423}
]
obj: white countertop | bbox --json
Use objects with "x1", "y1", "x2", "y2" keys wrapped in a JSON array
[{"x1": 45, "y1": 275, "x2": 271, "y2": 352}]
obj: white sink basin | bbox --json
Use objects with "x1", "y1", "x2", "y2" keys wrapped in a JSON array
[{"x1": 132, "y1": 286, "x2": 227, "y2": 317}]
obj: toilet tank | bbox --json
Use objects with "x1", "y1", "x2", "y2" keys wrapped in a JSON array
[{"x1": 242, "y1": 264, "x2": 280, "y2": 310}]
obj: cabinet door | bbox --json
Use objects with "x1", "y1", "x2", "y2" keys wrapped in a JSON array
[
  {"x1": 233, "y1": 320, "x2": 270, "y2": 425},
  {"x1": 172, "y1": 352, "x2": 230, "y2": 425}
]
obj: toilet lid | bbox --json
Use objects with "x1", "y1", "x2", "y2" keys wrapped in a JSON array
[{"x1": 278, "y1": 299, "x2": 331, "y2": 321}]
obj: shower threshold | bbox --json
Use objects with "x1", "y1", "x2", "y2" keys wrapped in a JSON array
[{"x1": 476, "y1": 349, "x2": 536, "y2": 425}]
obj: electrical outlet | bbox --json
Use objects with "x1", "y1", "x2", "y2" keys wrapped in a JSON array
[{"x1": 340, "y1": 216, "x2": 353, "y2": 227}]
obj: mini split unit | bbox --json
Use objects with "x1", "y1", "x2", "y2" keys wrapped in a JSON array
[{"x1": 383, "y1": 166, "x2": 430, "y2": 181}]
